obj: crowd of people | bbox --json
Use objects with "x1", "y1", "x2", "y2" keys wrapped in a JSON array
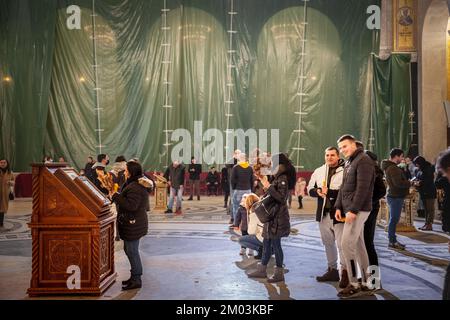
[
  {"x1": 1, "y1": 136, "x2": 450, "y2": 298},
  {"x1": 226, "y1": 135, "x2": 450, "y2": 299}
]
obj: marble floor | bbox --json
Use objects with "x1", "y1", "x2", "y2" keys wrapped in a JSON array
[{"x1": 0, "y1": 197, "x2": 448, "y2": 300}]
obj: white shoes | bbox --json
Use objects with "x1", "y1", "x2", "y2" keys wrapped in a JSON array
[
  {"x1": 247, "y1": 249, "x2": 255, "y2": 256},
  {"x1": 239, "y1": 248, "x2": 246, "y2": 255}
]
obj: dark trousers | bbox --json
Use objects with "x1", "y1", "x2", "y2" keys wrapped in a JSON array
[
  {"x1": 444, "y1": 264, "x2": 450, "y2": 300},
  {"x1": 123, "y1": 239, "x2": 143, "y2": 281},
  {"x1": 207, "y1": 184, "x2": 218, "y2": 196},
  {"x1": 442, "y1": 210, "x2": 450, "y2": 232},
  {"x1": 298, "y1": 196, "x2": 303, "y2": 208},
  {"x1": 223, "y1": 190, "x2": 230, "y2": 205},
  {"x1": 189, "y1": 179, "x2": 200, "y2": 198},
  {"x1": 0, "y1": 212, "x2": 4, "y2": 226},
  {"x1": 240, "y1": 230, "x2": 249, "y2": 249},
  {"x1": 364, "y1": 201, "x2": 380, "y2": 266},
  {"x1": 423, "y1": 198, "x2": 435, "y2": 225},
  {"x1": 262, "y1": 238, "x2": 284, "y2": 268}
]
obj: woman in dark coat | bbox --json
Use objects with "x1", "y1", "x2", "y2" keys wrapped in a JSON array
[
  {"x1": 413, "y1": 156, "x2": 437, "y2": 231},
  {"x1": 110, "y1": 161, "x2": 152, "y2": 290},
  {"x1": 247, "y1": 153, "x2": 296, "y2": 283}
]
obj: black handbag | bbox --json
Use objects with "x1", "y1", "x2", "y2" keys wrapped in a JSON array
[
  {"x1": 9, "y1": 191, "x2": 14, "y2": 201},
  {"x1": 252, "y1": 195, "x2": 278, "y2": 223}
]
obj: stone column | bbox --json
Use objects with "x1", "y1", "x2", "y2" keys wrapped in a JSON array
[{"x1": 379, "y1": 0, "x2": 393, "y2": 59}]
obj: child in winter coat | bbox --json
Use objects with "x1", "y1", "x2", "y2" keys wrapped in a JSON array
[{"x1": 294, "y1": 177, "x2": 307, "y2": 209}]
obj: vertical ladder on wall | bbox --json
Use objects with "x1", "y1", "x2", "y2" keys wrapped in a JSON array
[
  {"x1": 224, "y1": 0, "x2": 237, "y2": 157},
  {"x1": 91, "y1": 0, "x2": 104, "y2": 154},
  {"x1": 408, "y1": 66, "x2": 417, "y2": 149},
  {"x1": 292, "y1": 0, "x2": 309, "y2": 170},
  {"x1": 161, "y1": 0, "x2": 173, "y2": 169}
]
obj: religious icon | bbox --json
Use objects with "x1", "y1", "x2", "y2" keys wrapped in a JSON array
[{"x1": 398, "y1": 7, "x2": 413, "y2": 26}]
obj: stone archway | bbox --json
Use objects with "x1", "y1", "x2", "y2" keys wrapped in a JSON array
[{"x1": 420, "y1": 0, "x2": 449, "y2": 161}]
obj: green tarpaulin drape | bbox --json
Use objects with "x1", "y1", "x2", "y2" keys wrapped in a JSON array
[
  {"x1": 0, "y1": 0, "x2": 57, "y2": 170},
  {"x1": 371, "y1": 53, "x2": 412, "y2": 159},
  {"x1": 1, "y1": 0, "x2": 412, "y2": 172}
]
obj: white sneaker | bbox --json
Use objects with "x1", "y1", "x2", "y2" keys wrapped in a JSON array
[
  {"x1": 247, "y1": 249, "x2": 254, "y2": 256},
  {"x1": 239, "y1": 248, "x2": 246, "y2": 256}
]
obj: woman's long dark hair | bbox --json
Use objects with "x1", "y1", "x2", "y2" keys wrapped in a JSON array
[
  {"x1": 272, "y1": 153, "x2": 297, "y2": 190},
  {"x1": 126, "y1": 161, "x2": 143, "y2": 181},
  {"x1": 0, "y1": 159, "x2": 11, "y2": 173},
  {"x1": 413, "y1": 156, "x2": 430, "y2": 170}
]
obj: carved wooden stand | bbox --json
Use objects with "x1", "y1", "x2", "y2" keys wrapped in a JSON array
[
  {"x1": 153, "y1": 182, "x2": 168, "y2": 212},
  {"x1": 27, "y1": 163, "x2": 116, "y2": 296},
  {"x1": 377, "y1": 188, "x2": 418, "y2": 232}
]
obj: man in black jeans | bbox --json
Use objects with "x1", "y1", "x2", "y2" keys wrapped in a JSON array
[
  {"x1": 436, "y1": 149, "x2": 450, "y2": 300},
  {"x1": 365, "y1": 151, "x2": 386, "y2": 267},
  {"x1": 188, "y1": 157, "x2": 202, "y2": 200}
]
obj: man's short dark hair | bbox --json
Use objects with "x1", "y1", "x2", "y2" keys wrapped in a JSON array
[
  {"x1": 325, "y1": 147, "x2": 339, "y2": 155},
  {"x1": 97, "y1": 154, "x2": 107, "y2": 162},
  {"x1": 390, "y1": 148, "x2": 404, "y2": 159},
  {"x1": 88, "y1": 156, "x2": 93, "y2": 161},
  {"x1": 437, "y1": 149, "x2": 450, "y2": 171},
  {"x1": 115, "y1": 155, "x2": 126, "y2": 162},
  {"x1": 337, "y1": 134, "x2": 356, "y2": 144}
]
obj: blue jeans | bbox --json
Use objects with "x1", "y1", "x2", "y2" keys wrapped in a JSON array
[
  {"x1": 262, "y1": 237, "x2": 284, "y2": 268},
  {"x1": 123, "y1": 239, "x2": 143, "y2": 280},
  {"x1": 387, "y1": 196, "x2": 404, "y2": 243},
  {"x1": 232, "y1": 189, "x2": 251, "y2": 223},
  {"x1": 168, "y1": 186, "x2": 183, "y2": 210},
  {"x1": 239, "y1": 235, "x2": 263, "y2": 251}
]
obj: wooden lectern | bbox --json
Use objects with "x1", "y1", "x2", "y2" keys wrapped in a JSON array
[
  {"x1": 153, "y1": 173, "x2": 168, "y2": 211},
  {"x1": 377, "y1": 188, "x2": 418, "y2": 232},
  {"x1": 27, "y1": 163, "x2": 116, "y2": 296}
]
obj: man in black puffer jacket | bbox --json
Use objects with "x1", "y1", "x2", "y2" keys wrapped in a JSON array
[
  {"x1": 334, "y1": 135, "x2": 375, "y2": 299},
  {"x1": 111, "y1": 161, "x2": 153, "y2": 291}
]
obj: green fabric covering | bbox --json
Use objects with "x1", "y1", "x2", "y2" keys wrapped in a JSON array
[
  {"x1": 0, "y1": 0, "x2": 57, "y2": 170},
  {"x1": 1, "y1": 0, "x2": 412, "y2": 172},
  {"x1": 371, "y1": 53, "x2": 412, "y2": 159}
]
